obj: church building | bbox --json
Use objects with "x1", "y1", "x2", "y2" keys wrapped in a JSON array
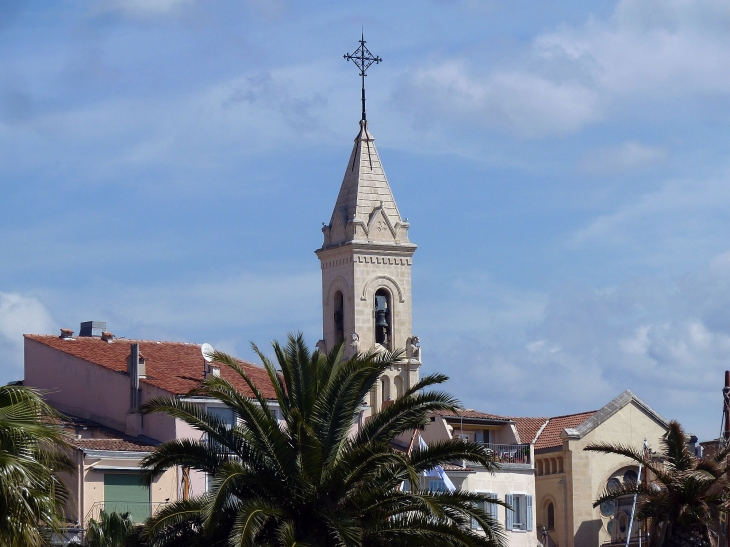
[{"x1": 315, "y1": 118, "x2": 421, "y2": 418}]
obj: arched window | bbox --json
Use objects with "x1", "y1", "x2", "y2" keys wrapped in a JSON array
[
  {"x1": 374, "y1": 288, "x2": 392, "y2": 349},
  {"x1": 547, "y1": 502, "x2": 555, "y2": 531},
  {"x1": 333, "y1": 291, "x2": 344, "y2": 344},
  {"x1": 381, "y1": 376, "x2": 391, "y2": 403},
  {"x1": 394, "y1": 375, "x2": 403, "y2": 399}
]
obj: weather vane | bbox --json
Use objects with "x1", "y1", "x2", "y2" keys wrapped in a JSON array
[{"x1": 344, "y1": 33, "x2": 382, "y2": 122}]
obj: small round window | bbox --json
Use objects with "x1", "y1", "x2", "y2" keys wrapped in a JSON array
[
  {"x1": 600, "y1": 500, "x2": 616, "y2": 517},
  {"x1": 607, "y1": 519, "x2": 614, "y2": 535},
  {"x1": 623, "y1": 469, "x2": 638, "y2": 484},
  {"x1": 607, "y1": 478, "x2": 621, "y2": 492}
]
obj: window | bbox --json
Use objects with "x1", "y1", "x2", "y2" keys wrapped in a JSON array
[
  {"x1": 207, "y1": 406, "x2": 235, "y2": 428},
  {"x1": 475, "y1": 430, "x2": 490, "y2": 444},
  {"x1": 547, "y1": 502, "x2": 555, "y2": 531},
  {"x1": 374, "y1": 289, "x2": 391, "y2": 349},
  {"x1": 205, "y1": 406, "x2": 237, "y2": 491},
  {"x1": 471, "y1": 493, "x2": 499, "y2": 531},
  {"x1": 334, "y1": 291, "x2": 344, "y2": 343},
  {"x1": 505, "y1": 494, "x2": 533, "y2": 532},
  {"x1": 429, "y1": 479, "x2": 447, "y2": 492}
]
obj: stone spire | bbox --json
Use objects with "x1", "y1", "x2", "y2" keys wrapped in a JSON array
[{"x1": 321, "y1": 120, "x2": 412, "y2": 249}]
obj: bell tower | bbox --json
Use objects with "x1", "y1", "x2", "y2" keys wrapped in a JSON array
[
  {"x1": 316, "y1": 35, "x2": 421, "y2": 417},
  {"x1": 315, "y1": 116, "x2": 420, "y2": 417}
]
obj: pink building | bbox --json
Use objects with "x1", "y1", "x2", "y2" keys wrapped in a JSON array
[{"x1": 24, "y1": 323, "x2": 277, "y2": 531}]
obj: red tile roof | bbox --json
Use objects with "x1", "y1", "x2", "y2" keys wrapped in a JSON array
[
  {"x1": 438, "y1": 409, "x2": 512, "y2": 421},
  {"x1": 71, "y1": 437, "x2": 154, "y2": 452},
  {"x1": 59, "y1": 415, "x2": 157, "y2": 453},
  {"x1": 526, "y1": 411, "x2": 597, "y2": 450},
  {"x1": 25, "y1": 335, "x2": 277, "y2": 399},
  {"x1": 510, "y1": 416, "x2": 549, "y2": 444}
]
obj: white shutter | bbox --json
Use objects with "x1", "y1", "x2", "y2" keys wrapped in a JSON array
[
  {"x1": 526, "y1": 495, "x2": 533, "y2": 531},
  {"x1": 505, "y1": 494, "x2": 514, "y2": 530}
]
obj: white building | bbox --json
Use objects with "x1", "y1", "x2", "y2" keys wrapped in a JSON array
[{"x1": 420, "y1": 409, "x2": 541, "y2": 547}]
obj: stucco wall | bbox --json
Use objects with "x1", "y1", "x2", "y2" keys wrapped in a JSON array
[
  {"x1": 25, "y1": 339, "x2": 131, "y2": 433},
  {"x1": 461, "y1": 468, "x2": 540, "y2": 547}
]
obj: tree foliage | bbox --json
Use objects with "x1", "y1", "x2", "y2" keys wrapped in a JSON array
[
  {"x1": 86, "y1": 510, "x2": 136, "y2": 547},
  {"x1": 586, "y1": 420, "x2": 730, "y2": 547},
  {"x1": 141, "y1": 333, "x2": 507, "y2": 547},
  {"x1": 0, "y1": 384, "x2": 74, "y2": 547}
]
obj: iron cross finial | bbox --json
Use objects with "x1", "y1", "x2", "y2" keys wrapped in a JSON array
[{"x1": 343, "y1": 33, "x2": 382, "y2": 122}]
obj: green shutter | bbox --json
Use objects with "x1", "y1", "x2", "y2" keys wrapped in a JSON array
[{"x1": 103, "y1": 473, "x2": 150, "y2": 523}]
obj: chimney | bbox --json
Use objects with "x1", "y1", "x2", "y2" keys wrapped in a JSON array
[
  {"x1": 128, "y1": 344, "x2": 141, "y2": 411},
  {"x1": 210, "y1": 365, "x2": 220, "y2": 377},
  {"x1": 59, "y1": 328, "x2": 74, "y2": 339},
  {"x1": 101, "y1": 332, "x2": 114, "y2": 343},
  {"x1": 79, "y1": 321, "x2": 106, "y2": 337}
]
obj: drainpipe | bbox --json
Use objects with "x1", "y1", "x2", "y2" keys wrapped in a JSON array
[{"x1": 78, "y1": 449, "x2": 84, "y2": 531}]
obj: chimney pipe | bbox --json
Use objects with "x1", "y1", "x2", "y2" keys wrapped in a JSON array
[
  {"x1": 59, "y1": 328, "x2": 74, "y2": 339},
  {"x1": 128, "y1": 344, "x2": 141, "y2": 411},
  {"x1": 101, "y1": 332, "x2": 114, "y2": 343}
]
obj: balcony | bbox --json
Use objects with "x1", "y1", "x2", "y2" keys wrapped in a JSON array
[
  {"x1": 481, "y1": 442, "x2": 532, "y2": 468},
  {"x1": 84, "y1": 500, "x2": 169, "y2": 526}
]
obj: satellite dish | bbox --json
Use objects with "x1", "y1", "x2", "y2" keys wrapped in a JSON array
[{"x1": 201, "y1": 343, "x2": 215, "y2": 363}]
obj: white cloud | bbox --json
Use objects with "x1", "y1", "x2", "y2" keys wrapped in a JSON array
[
  {"x1": 419, "y1": 253, "x2": 730, "y2": 440},
  {"x1": 0, "y1": 292, "x2": 56, "y2": 381},
  {"x1": 570, "y1": 171, "x2": 730, "y2": 258},
  {"x1": 395, "y1": 0, "x2": 730, "y2": 138},
  {"x1": 396, "y1": 61, "x2": 602, "y2": 138},
  {"x1": 577, "y1": 141, "x2": 669, "y2": 175},
  {"x1": 94, "y1": 0, "x2": 195, "y2": 17}
]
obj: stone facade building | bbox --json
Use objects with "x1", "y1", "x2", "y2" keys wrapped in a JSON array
[
  {"x1": 513, "y1": 390, "x2": 669, "y2": 547},
  {"x1": 316, "y1": 119, "x2": 420, "y2": 417}
]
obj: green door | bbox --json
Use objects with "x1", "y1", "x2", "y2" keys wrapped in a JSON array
[{"x1": 103, "y1": 473, "x2": 150, "y2": 523}]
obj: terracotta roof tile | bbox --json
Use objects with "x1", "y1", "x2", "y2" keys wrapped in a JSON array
[
  {"x1": 25, "y1": 335, "x2": 276, "y2": 399},
  {"x1": 59, "y1": 415, "x2": 157, "y2": 453},
  {"x1": 438, "y1": 409, "x2": 512, "y2": 421},
  {"x1": 529, "y1": 411, "x2": 597, "y2": 450},
  {"x1": 71, "y1": 438, "x2": 154, "y2": 452},
  {"x1": 509, "y1": 417, "x2": 549, "y2": 444}
]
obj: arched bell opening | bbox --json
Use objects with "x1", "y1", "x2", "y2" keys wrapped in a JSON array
[
  {"x1": 333, "y1": 290, "x2": 344, "y2": 344},
  {"x1": 374, "y1": 288, "x2": 392, "y2": 349},
  {"x1": 381, "y1": 376, "x2": 391, "y2": 408},
  {"x1": 394, "y1": 375, "x2": 403, "y2": 399}
]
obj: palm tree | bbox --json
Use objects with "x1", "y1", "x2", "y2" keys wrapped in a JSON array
[
  {"x1": 86, "y1": 510, "x2": 136, "y2": 547},
  {"x1": 585, "y1": 420, "x2": 730, "y2": 547},
  {"x1": 141, "y1": 333, "x2": 507, "y2": 547},
  {"x1": 0, "y1": 384, "x2": 74, "y2": 547}
]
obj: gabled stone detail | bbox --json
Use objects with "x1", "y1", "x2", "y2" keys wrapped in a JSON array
[
  {"x1": 321, "y1": 120, "x2": 411, "y2": 249},
  {"x1": 561, "y1": 389, "x2": 669, "y2": 440}
]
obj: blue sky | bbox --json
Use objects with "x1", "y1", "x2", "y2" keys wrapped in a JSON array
[{"x1": 2, "y1": 0, "x2": 730, "y2": 440}]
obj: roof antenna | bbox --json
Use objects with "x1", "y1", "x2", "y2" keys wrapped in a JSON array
[{"x1": 343, "y1": 31, "x2": 382, "y2": 122}]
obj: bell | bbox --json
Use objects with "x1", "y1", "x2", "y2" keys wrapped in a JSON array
[{"x1": 375, "y1": 309, "x2": 389, "y2": 328}]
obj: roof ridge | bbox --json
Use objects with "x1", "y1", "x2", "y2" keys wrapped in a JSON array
[{"x1": 563, "y1": 389, "x2": 668, "y2": 440}]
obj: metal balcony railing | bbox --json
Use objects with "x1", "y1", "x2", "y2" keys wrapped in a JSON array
[
  {"x1": 84, "y1": 501, "x2": 169, "y2": 525},
  {"x1": 480, "y1": 442, "x2": 532, "y2": 465}
]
